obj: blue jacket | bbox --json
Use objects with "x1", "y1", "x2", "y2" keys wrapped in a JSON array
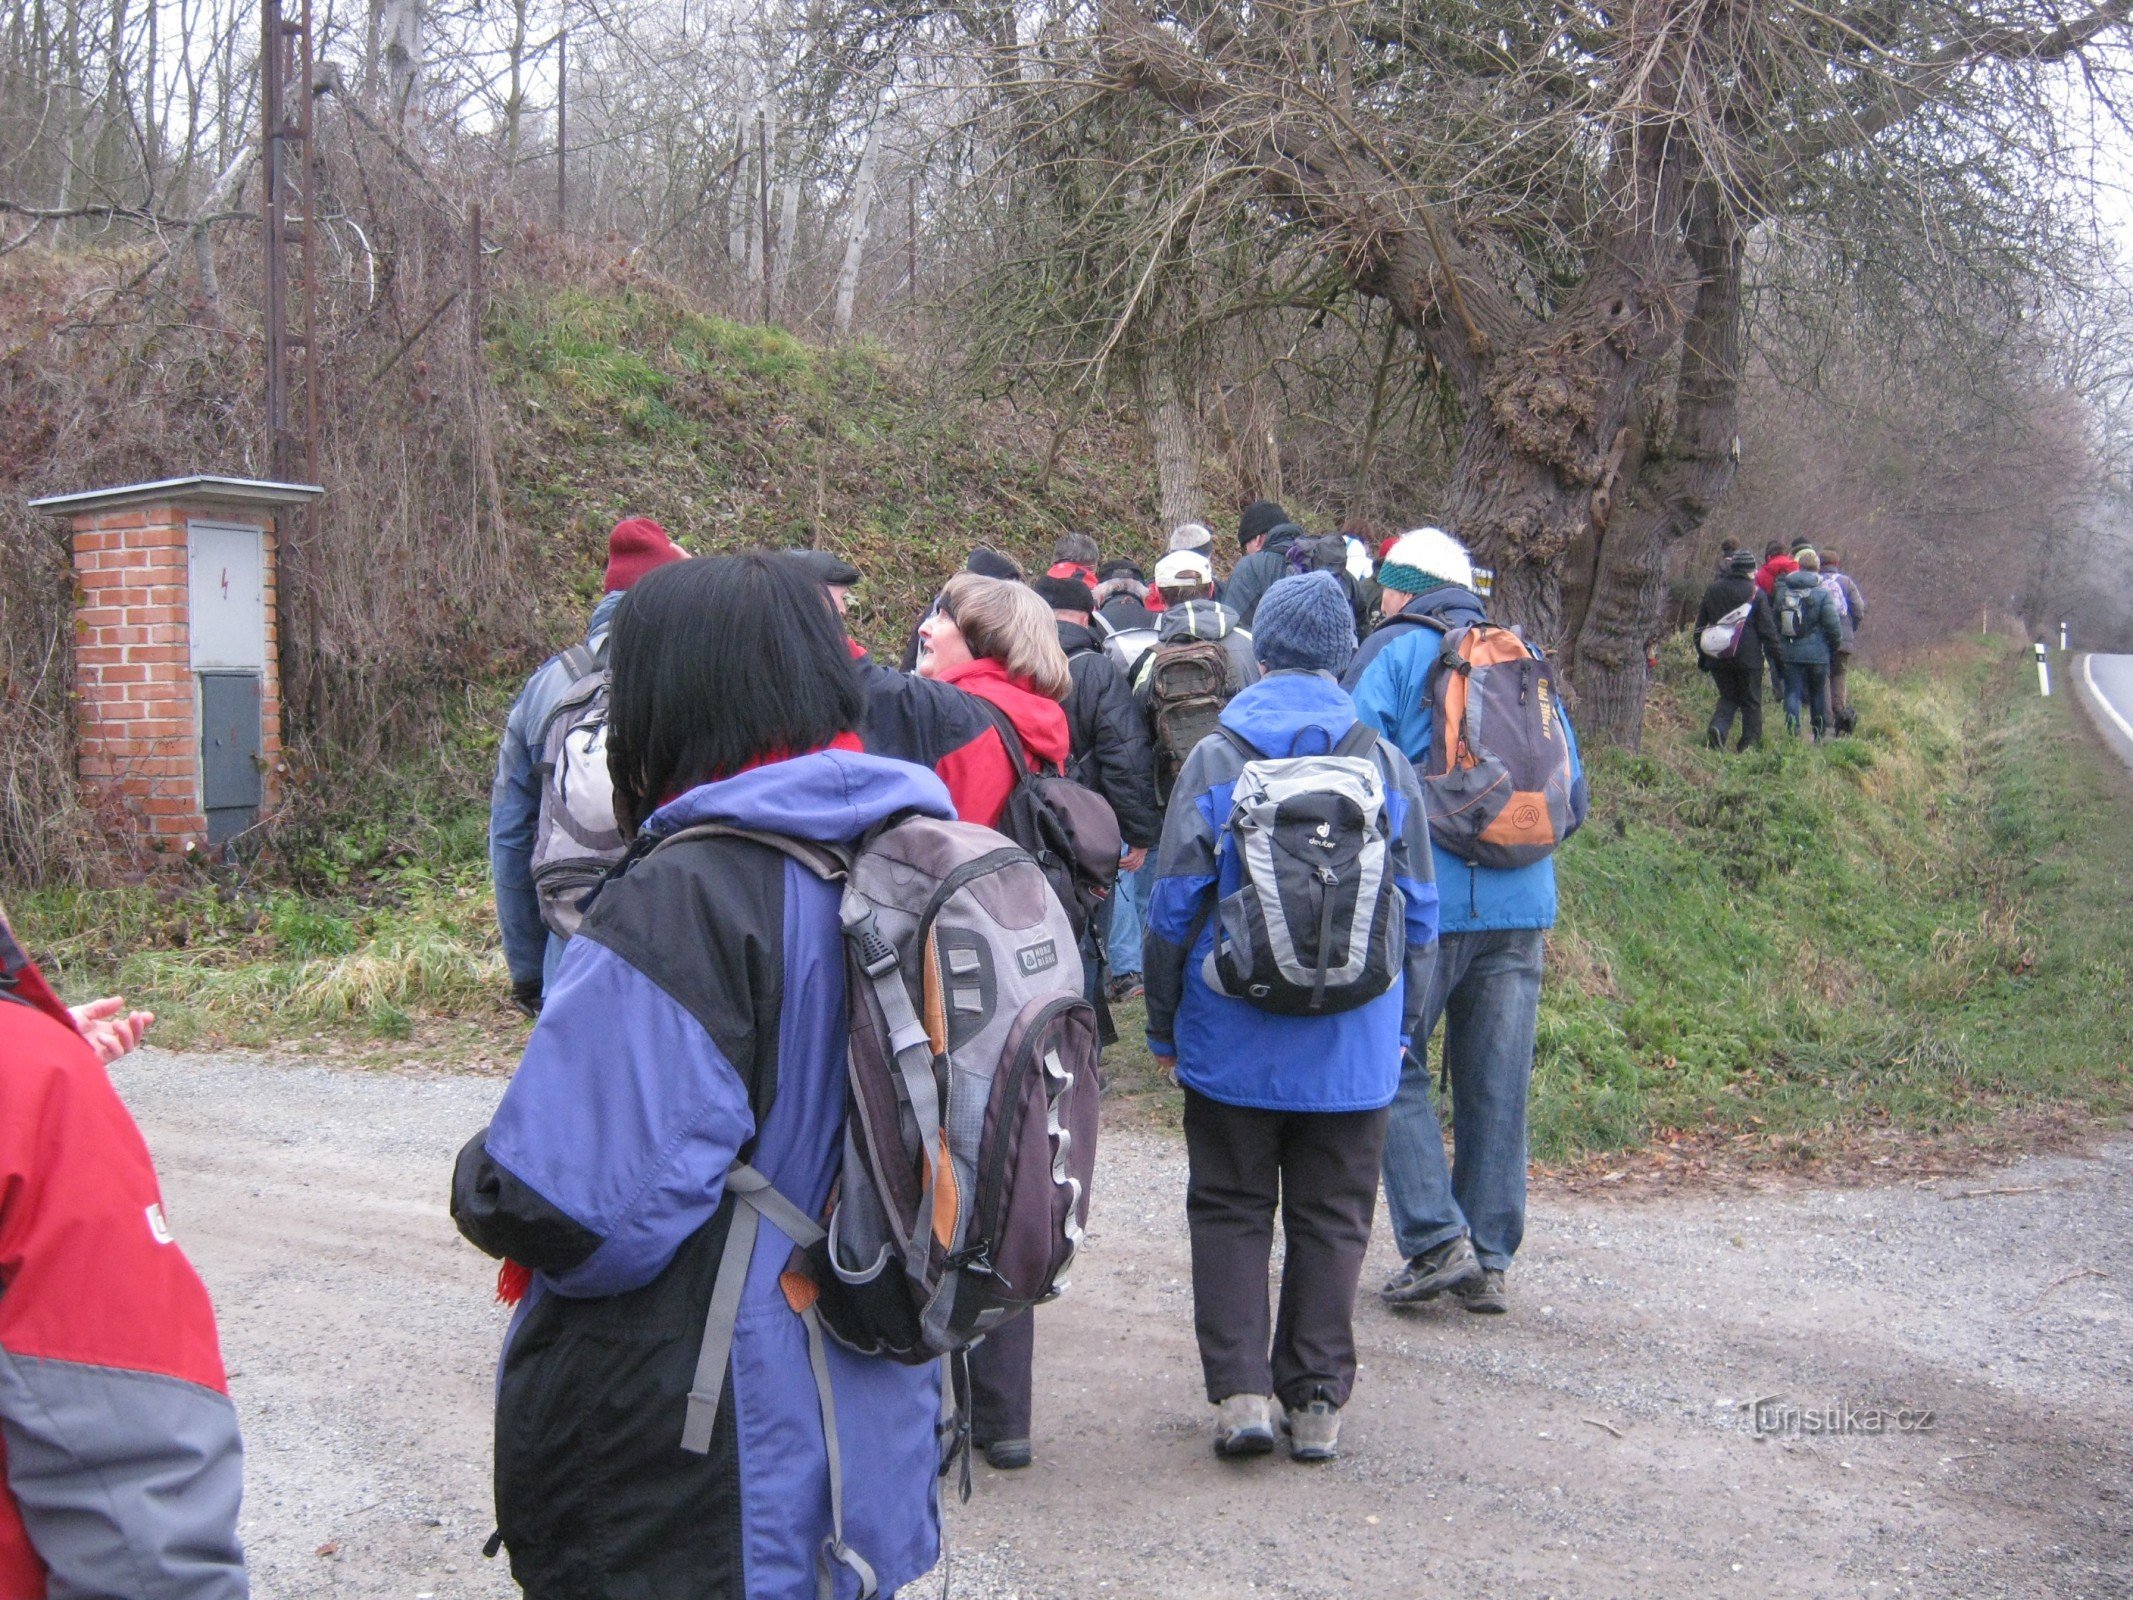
[
  {"x1": 488, "y1": 590, "x2": 625, "y2": 989},
  {"x1": 1142, "y1": 671, "x2": 1439, "y2": 1113},
  {"x1": 1347, "y1": 586, "x2": 1584, "y2": 933},
  {"x1": 454, "y1": 749, "x2": 954, "y2": 1599}
]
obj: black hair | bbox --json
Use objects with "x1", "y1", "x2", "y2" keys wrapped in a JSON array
[
  {"x1": 1033, "y1": 575, "x2": 1096, "y2": 614},
  {"x1": 606, "y1": 552, "x2": 866, "y2": 833},
  {"x1": 1763, "y1": 539, "x2": 1787, "y2": 558}
]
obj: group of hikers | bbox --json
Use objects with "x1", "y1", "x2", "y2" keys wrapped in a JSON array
[
  {"x1": 458, "y1": 503, "x2": 1589, "y2": 1596},
  {"x1": 1694, "y1": 537, "x2": 1869, "y2": 748}
]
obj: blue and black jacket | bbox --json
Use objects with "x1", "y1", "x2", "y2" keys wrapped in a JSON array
[{"x1": 453, "y1": 749, "x2": 955, "y2": 1600}]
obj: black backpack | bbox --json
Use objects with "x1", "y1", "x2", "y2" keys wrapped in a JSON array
[{"x1": 976, "y1": 703, "x2": 1122, "y2": 942}]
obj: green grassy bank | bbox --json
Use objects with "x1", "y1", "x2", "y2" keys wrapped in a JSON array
[{"x1": 17, "y1": 639, "x2": 2131, "y2": 1167}]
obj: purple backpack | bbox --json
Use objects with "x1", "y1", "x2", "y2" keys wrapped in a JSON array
[{"x1": 657, "y1": 817, "x2": 1099, "y2": 1582}]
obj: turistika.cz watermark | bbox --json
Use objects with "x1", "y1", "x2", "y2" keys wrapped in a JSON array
[{"x1": 1746, "y1": 1397, "x2": 1936, "y2": 1438}]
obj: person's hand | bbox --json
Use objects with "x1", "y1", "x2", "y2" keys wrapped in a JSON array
[
  {"x1": 1121, "y1": 846, "x2": 1149, "y2": 873},
  {"x1": 1151, "y1": 1049, "x2": 1177, "y2": 1084},
  {"x1": 510, "y1": 978, "x2": 544, "y2": 1020},
  {"x1": 69, "y1": 996, "x2": 154, "y2": 1065}
]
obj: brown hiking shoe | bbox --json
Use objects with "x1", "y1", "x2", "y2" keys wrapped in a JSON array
[{"x1": 1450, "y1": 1266, "x2": 1508, "y2": 1314}]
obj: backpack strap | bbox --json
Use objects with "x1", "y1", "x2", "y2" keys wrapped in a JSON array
[
  {"x1": 975, "y1": 697, "x2": 1058, "y2": 779},
  {"x1": 649, "y1": 822, "x2": 851, "y2": 881},
  {"x1": 1217, "y1": 727, "x2": 1265, "y2": 763},
  {"x1": 1333, "y1": 721, "x2": 1379, "y2": 759}
]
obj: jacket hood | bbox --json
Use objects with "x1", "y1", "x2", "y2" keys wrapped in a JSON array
[
  {"x1": 1219, "y1": 668, "x2": 1358, "y2": 758},
  {"x1": 1157, "y1": 597, "x2": 1242, "y2": 643},
  {"x1": 938, "y1": 657, "x2": 1074, "y2": 769},
  {"x1": 1264, "y1": 522, "x2": 1305, "y2": 552},
  {"x1": 645, "y1": 749, "x2": 953, "y2": 843},
  {"x1": 1400, "y1": 584, "x2": 1487, "y2": 629},
  {"x1": 1056, "y1": 618, "x2": 1105, "y2": 658},
  {"x1": 1778, "y1": 567, "x2": 1824, "y2": 592},
  {"x1": 1092, "y1": 576, "x2": 1148, "y2": 608}
]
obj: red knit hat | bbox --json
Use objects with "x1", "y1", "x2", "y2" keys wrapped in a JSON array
[{"x1": 603, "y1": 517, "x2": 687, "y2": 591}]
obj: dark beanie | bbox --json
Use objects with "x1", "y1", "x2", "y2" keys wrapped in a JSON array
[
  {"x1": 1251, "y1": 571, "x2": 1356, "y2": 674},
  {"x1": 1033, "y1": 575, "x2": 1097, "y2": 614},
  {"x1": 1727, "y1": 549, "x2": 1757, "y2": 576},
  {"x1": 1238, "y1": 500, "x2": 1291, "y2": 550},
  {"x1": 784, "y1": 548, "x2": 862, "y2": 587},
  {"x1": 965, "y1": 547, "x2": 1022, "y2": 581},
  {"x1": 604, "y1": 517, "x2": 687, "y2": 592}
]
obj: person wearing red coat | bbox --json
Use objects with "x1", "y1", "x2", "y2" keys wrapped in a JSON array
[{"x1": 0, "y1": 908, "x2": 247, "y2": 1599}]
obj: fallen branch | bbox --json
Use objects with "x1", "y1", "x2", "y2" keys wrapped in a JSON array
[
  {"x1": 2019, "y1": 1265, "x2": 2106, "y2": 1314},
  {"x1": 1581, "y1": 1416, "x2": 1626, "y2": 1439},
  {"x1": 1947, "y1": 1184, "x2": 2046, "y2": 1199}
]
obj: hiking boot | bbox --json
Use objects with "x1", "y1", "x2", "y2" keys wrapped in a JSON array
[
  {"x1": 1105, "y1": 970, "x2": 1144, "y2": 1002},
  {"x1": 982, "y1": 1438, "x2": 1032, "y2": 1471},
  {"x1": 1281, "y1": 1399, "x2": 1342, "y2": 1463},
  {"x1": 1450, "y1": 1266, "x2": 1508, "y2": 1314},
  {"x1": 1381, "y1": 1236, "x2": 1482, "y2": 1305},
  {"x1": 1212, "y1": 1394, "x2": 1276, "y2": 1458}
]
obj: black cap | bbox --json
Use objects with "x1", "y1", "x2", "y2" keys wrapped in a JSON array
[
  {"x1": 1238, "y1": 499, "x2": 1291, "y2": 549},
  {"x1": 1033, "y1": 575, "x2": 1097, "y2": 613},
  {"x1": 783, "y1": 548, "x2": 862, "y2": 587},
  {"x1": 965, "y1": 547, "x2": 1023, "y2": 581}
]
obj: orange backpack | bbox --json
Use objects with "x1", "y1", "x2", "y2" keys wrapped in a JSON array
[{"x1": 1416, "y1": 619, "x2": 1584, "y2": 868}]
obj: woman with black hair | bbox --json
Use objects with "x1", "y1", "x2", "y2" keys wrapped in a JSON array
[{"x1": 453, "y1": 552, "x2": 957, "y2": 1600}]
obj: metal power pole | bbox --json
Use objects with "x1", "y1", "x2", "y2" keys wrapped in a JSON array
[{"x1": 262, "y1": 0, "x2": 320, "y2": 721}]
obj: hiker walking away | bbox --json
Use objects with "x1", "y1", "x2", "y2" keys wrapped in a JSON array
[
  {"x1": 1820, "y1": 547, "x2": 1867, "y2": 735},
  {"x1": 1695, "y1": 548, "x2": 1781, "y2": 751},
  {"x1": 1046, "y1": 531, "x2": 1102, "y2": 589},
  {"x1": 1349, "y1": 528, "x2": 1589, "y2": 1317},
  {"x1": 0, "y1": 907, "x2": 248, "y2": 1599},
  {"x1": 1222, "y1": 500, "x2": 1308, "y2": 627},
  {"x1": 914, "y1": 573, "x2": 1095, "y2": 1472},
  {"x1": 452, "y1": 555, "x2": 955, "y2": 1598},
  {"x1": 1110, "y1": 549, "x2": 1261, "y2": 995},
  {"x1": 489, "y1": 516, "x2": 687, "y2": 1017},
  {"x1": 1775, "y1": 547, "x2": 1844, "y2": 740},
  {"x1": 1752, "y1": 539, "x2": 1800, "y2": 706},
  {"x1": 1341, "y1": 526, "x2": 1472, "y2": 691},
  {"x1": 1167, "y1": 521, "x2": 1224, "y2": 602},
  {"x1": 1034, "y1": 575, "x2": 1163, "y2": 1003},
  {"x1": 1092, "y1": 559, "x2": 1162, "y2": 636},
  {"x1": 1144, "y1": 572, "x2": 1439, "y2": 1464}
]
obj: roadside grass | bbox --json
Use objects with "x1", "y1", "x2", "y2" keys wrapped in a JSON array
[{"x1": 1107, "y1": 637, "x2": 2133, "y2": 1171}]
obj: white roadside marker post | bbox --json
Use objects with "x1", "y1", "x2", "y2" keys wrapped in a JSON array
[
  {"x1": 2036, "y1": 641, "x2": 2051, "y2": 697},
  {"x1": 2060, "y1": 620, "x2": 2070, "y2": 651}
]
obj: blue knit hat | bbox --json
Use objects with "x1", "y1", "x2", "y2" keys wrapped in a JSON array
[{"x1": 1252, "y1": 571, "x2": 1356, "y2": 674}]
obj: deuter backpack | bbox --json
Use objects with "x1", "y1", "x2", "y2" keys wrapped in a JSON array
[
  {"x1": 1145, "y1": 638, "x2": 1234, "y2": 801},
  {"x1": 652, "y1": 817, "x2": 1100, "y2": 1589},
  {"x1": 1416, "y1": 619, "x2": 1584, "y2": 870},
  {"x1": 528, "y1": 643, "x2": 626, "y2": 938},
  {"x1": 1776, "y1": 583, "x2": 1812, "y2": 641},
  {"x1": 1200, "y1": 723, "x2": 1404, "y2": 1015},
  {"x1": 975, "y1": 702, "x2": 1121, "y2": 942},
  {"x1": 1699, "y1": 601, "x2": 1754, "y2": 661}
]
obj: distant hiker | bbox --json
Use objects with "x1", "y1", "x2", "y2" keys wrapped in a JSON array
[
  {"x1": 914, "y1": 572, "x2": 1098, "y2": 1471},
  {"x1": 1752, "y1": 540, "x2": 1801, "y2": 702},
  {"x1": 1349, "y1": 527, "x2": 1589, "y2": 1319},
  {"x1": 1106, "y1": 549, "x2": 1261, "y2": 995},
  {"x1": 786, "y1": 546, "x2": 862, "y2": 617},
  {"x1": 1695, "y1": 548, "x2": 1782, "y2": 751},
  {"x1": 1046, "y1": 530, "x2": 1102, "y2": 589},
  {"x1": 0, "y1": 906, "x2": 248, "y2": 1599},
  {"x1": 1034, "y1": 572, "x2": 1163, "y2": 985},
  {"x1": 490, "y1": 516, "x2": 687, "y2": 1017},
  {"x1": 452, "y1": 555, "x2": 953, "y2": 1598},
  {"x1": 899, "y1": 545, "x2": 1024, "y2": 671},
  {"x1": 1775, "y1": 547, "x2": 1844, "y2": 740},
  {"x1": 1167, "y1": 521, "x2": 1222, "y2": 601},
  {"x1": 1820, "y1": 547, "x2": 1868, "y2": 735},
  {"x1": 1093, "y1": 558, "x2": 1162, "y2": 636},
  {"x1": 1144, "y1": 571, "x2": 1439, "y2": 1464},
  {"x1": 1222, "y1": 500, "x2": 1308, "y2": 626}
]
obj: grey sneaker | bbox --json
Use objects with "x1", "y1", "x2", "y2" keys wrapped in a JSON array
[
  {"x1": 1451, "y1": 1266, "x2": 1508, "y2": 1314},
  {"x1": 1212, "y1": 1394, "x2": 1276, "y2": 1458},
  {"x1": 1381, "y1": 1236, "x2": 1482, "y2": 1304},
  {"x1": 1282, "y1": 1399, "x2": 1342, "y2": 1463}
]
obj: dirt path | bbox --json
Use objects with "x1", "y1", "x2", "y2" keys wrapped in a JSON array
[{"x1": 113, "y1": 1049, "x2": 2131, "y2": 1599}]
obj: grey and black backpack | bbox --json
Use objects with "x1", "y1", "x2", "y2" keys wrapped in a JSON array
[
  {"x1": 653, "y1": 815, "x2": 1100, "y2": 1589},
  {"x1": 1200, "y1": 724, "x2": 1405, "y2": 1015},
  {"x1": 528, "y1": 643, "x2": 626, "y2": 938}
]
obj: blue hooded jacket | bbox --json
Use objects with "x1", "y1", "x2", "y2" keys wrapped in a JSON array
[
  {"x1": 1142, "y1": 670, "x2": 1439, "y2": 1113},
  {"x1": 455, "y1": 748, "x2": 954, "y2": 1600},
  {"x1": 1346, "y1": 586, "x2": 1585, "y2": 933}
]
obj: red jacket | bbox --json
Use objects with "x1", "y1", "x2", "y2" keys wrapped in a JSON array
[
  {"x1": 1753, "y1": 554, "x2": 1798, "y2": 595},
  {"x1": 0, "y1": 924, "x2": 246, "y2": 1598},
  {"x1": 930, "y1": 658, "x2": 1073, "y2": 827}
]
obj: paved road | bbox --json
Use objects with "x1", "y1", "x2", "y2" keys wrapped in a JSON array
[
  {"x1": 2078, "y1": 652, "x2": 2133, "y2": 770},
  {"x1": 113, "y1": 1050, "x2": 2132, "y2": 1599}
]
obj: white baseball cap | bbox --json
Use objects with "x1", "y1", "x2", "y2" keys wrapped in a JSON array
[{"x1": 1154, "y1": 548, "x2": 1215, "y2": 587}]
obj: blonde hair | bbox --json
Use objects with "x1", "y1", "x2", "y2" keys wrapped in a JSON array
[{"x1": 939, "y1": 573, "x2": 1072, "y2": 701}]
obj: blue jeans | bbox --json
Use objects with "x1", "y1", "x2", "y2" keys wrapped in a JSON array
[
  {"x1": 1380, "y1": 928, "x2": 1545, "y2": 1271},
  {"x1": 1106, "y1": 857, "x2": 1158, "y2": 977},
  {"x1": 1784, "y1": 660, "x2": 1830, "y2": 738}
]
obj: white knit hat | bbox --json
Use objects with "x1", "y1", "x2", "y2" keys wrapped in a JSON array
[{"x1": 1379, "y1": 526, "x2": 1474, "y2": 594}]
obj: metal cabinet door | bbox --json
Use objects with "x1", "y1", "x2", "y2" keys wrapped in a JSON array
[{"x1": 200, "y1": 669, "x2": 263, "y2": 845}]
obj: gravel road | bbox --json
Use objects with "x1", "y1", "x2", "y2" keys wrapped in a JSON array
[{"x1": 113, "y1": 1049, "x2": 2131, "y2": 1600}]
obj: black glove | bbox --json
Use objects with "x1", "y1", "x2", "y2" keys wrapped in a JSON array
[{"x1": 510, "y1": 977, "x2": 544, "y2": 1019}]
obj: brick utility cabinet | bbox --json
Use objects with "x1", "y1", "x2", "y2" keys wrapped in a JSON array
[{"x1": 31, "y1": 476, "x2": 323, "y2": 855}]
